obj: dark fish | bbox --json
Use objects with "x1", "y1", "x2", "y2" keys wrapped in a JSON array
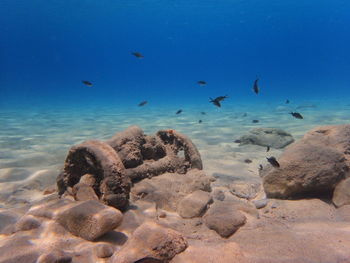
[
  {"x1": 266, "y1": 157, "x2": 280, "y2": 168},
  {"x1": 201, "y1": 112, "x2": 206, "y2": 115},
  {"x1": 266, "y1": 146, "x2": 270, "y2": 152},
  {"x1": 253, "y1": 78, "x2": 259, "y2": 94},
  {"x1": 252, "y1": 119, "x2": 259, "y2": 123},
  {"x1": 234, "y1": 139, "x2": 241, "y2": 143},
  {"x1": 286, "y1": 99, "x2": 290, "y2": 104},
  {"x1": 131, "y1": 52, "x2": 144, "y2": 58},
  {"x1": 215, "y1": 95, "x2": 228, "y2": 102},
  {"x1": 198, "y1": 120, "x2": 202, "y2": 123},
  {"x1": 138, "y1": 101, "x2": 148, "y2": 107},
  {"x1": 197, "y1": 80, "x2": 207, "y2": 86},
  {"x1": 242, "y1": 113, "x2": 247, "y2": 117},
  {"x1": 176, "y1": 109, "x2": 182, "y2": 114},
  {"x1": 82, "y1": 80, "x2": 93, "y2": 87},
  {"x1": 290, "y1": 112, "x2": 303, "y2": 119},
  {"x1": 244, "y1": 159, "x2": 252, "y2": 163},
  {"x1": 259, "y1": 164, "x2": 263, "y2": 171},
  {"x1": 209, "y1": 98, "x2": 221, "y2": 107}
]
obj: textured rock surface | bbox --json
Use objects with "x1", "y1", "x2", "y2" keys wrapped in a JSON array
[
  {"x1": 239, "y1": 128, "x2": 294, "y2": 149},
  {"x1": 55, "y1": 200, "x2": 123, "y2": 241},
  {"x1": 131, "y1": 169, "x2": 211, "y2": 211},
  {"x1": 111, "y1": 221, "x2": 187, "y2": 263},
  {"x1": 263, "y1": 125, "x2": 350, "y2": 199},
  {"x1": 204, "y1": 201, "x2": 247, "y2": 238},
  {"x1": 177, "y1": 190, "x2": 213, "y2": 218},
  {"x1": 332, "y1": 177, "x2": 350, "y2": 207}
]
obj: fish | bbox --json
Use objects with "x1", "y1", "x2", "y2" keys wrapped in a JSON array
[
  {"x1": 197, "y1": 80, "x2": 207, "y2": 86},
  {"x1": 286, "y1": 99, "x2": 290, "y2": 104},
  {"x1": 176, "y1": 109, "x2": 182, "y2": 114},
  {"x1": 252, "y1": 119, "x2": 259, "y2": 123},
  {"x1": 131, "y1": 52, "x2": 144, "y2": 58},
  {"x1": 259, "y1": 164, "x2": 263, "y2": 171},
  {"x1": 253, "y1": 78, "x2": 259, "y2": 94},
  {"x1": 266, "y1": 146, "x2": 270, "y2": 152},
  {"x1": 138, "y1": 101, "x2": 148, "y2": 106},
  {"x1": 209, "y1": 98, "x2": 221, "y2": 107},
  {"x1": 198, "y1": 120, "x2": 202, "y2": 123},
  {"x1": 244, "y1": 159, "x2": 252, "y2": 163},
  {"x1": 234, "y1": 139, "x2": 241, "y2": 143},
  {"x1": 215, "y1": 95, "x2": 228, "y2": 102},
  {"x1": 266, "y1": 156, "x2": 280, "y2": 168},
  {"x1": 82, "y1": 80, "x2": 93, "y2": 87},
  {"x1": 290, "y1": 112, "x2": 303, "y2": 119},
  {"x1": 201, "y1": 112, "x2": 206, "y2": 115}
]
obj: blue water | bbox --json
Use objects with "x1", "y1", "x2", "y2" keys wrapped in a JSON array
[{"x1": 1, "y1": 0, "x2": 350, "y2": 109}]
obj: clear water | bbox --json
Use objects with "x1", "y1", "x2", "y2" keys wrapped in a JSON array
[{"x1": 0, "y1": 0, "x2": 350, "y2": 206}]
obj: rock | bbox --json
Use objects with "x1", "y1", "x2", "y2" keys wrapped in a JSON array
[
  {"x1": 212, "y1": 189, "x2": 225, "y2": 201},
  {"x1": 131, "y1": 169, "x2": 211, "y2": 211},
  {"x1": 15, "y1": 215, "x2": 41, "y2": 231},
  {"x1": 111, "y1": 221, "x2": 187, "y2": 263},
  {"x1": 239, "y1": 127, "x2": 294, "y2": 149},
  {"x1": 95, "y1": 244, "x2": 114, "y2": 258},
  {"x1": 332, "y1": 177, "x2": 350, "y2": 207},
  {"x1": 0, "y1": 211, "x2": 19, "y2": 234},
  {"x1": 336, "y1": 205, "x2": 350, "y2": 221},
  {"x1": 252, "y1": 199, "x2": 268, "y2": 209},
  {"x1": 28, "y1": 198, "x2": 73, "y2": 219},
  {"x1": 72, "y1": 183, "x2": 99, "y2": 201},
  {"x1": 0, "y1": 236, "x2": 39, "y2": 263},
  {"x1": 37, "y1": 250, "x2": 72, "y2": 263},
  {"x1": 177, "y1": 190, "x2": 213, "y2": 218},
  {"x1": 55, "y1": 200, "x2": 123, "y2": 241},
  {"x1": 230, "y1": 182, "x2": 260, "y2": 200},
  {"x1": 204, "y1": 201, "x2": 246, "y2": 238},
  {"x1": 171, "y1": 241, "x2": 248, "y2": 263},
  {"x1": 263, "y1": 139, "x2": 349, "y2": 199}
]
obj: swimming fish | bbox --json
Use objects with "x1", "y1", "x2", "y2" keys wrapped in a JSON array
[
  {"x1": 290, "y1": 112, "x2": 303, "y2": 119},
  {"x1": 82, "y1": 80, "x2": 93, "y2": 87},
  {"x1": 259, "y1": 164, "x2": 263, "y2": 171},
  {"x1": 244, "y1": 159, "x2": 252, "y2": 163},
  {"x1": 266, "y1": 157, "x2": 280, "y2": 168},
  {"x1": 176, "y1": 109, "x2": 182, "y2": 114},
  {"x1": 215, "y1": 95, "x2": 228, "y2": 102},
  {"x1": 286, "y1": 99, "x2": 290, "y2": 104},
  {"x1": 209, "y1": 98, "x2": 221, "y2": 107},
  {"x1": 201, "y1": 112, "x2": 206, "y2": 115},
  {"x1": 252, "y1": 119, "x2": 259, "y2": 123},
  {"x1": 198, "y1": 120, "x2": 202, "y2": 123},
  {"x1": 197, "y1": 80, "x2": 207, "y2": 86},
  {"x1": 253, "y1": 78, "x2": 259, "y2": 94},
  {"x1": 266, "y1": 146, "x2": 270, "y2": 152},
  {"x1": 234, "y1": 139, "x2": 241, "y2": 143},
  {"x1": 138, "y1": 101, "x2": 148, "y2": 106},
  {"x1": 131, "y1": 52, "x2": 144, "y2": 58}
]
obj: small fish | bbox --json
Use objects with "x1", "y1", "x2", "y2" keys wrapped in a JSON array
[
  {"x1": 82, "y1": 80, "x2": 93, "y2": 87},
  {"x1": 242, "y1": 113, "x2": 247, "y2": 117},
  {"x1": 197, "y1": 80, "x2": 207, "y2": 86},
  {"x1": 244, "y1": 159, "x2": 252, "y2": 163},
  {"x1": 253, "y1": 78, "x2": 259, "y2": 94},
  {"x1": 209, "y1": 98, "x2": 221, "y2": 107},
  {"x1": 266, "y1": 146, "x2": 270, "y2": 152},
  {"x1": 286, "y1": 99, "x2": 290, "y2": 104},
  {"x1": 290, "y1": 112, "x2": 303, "y2": 119},
  {"x1": 259, "y1": 164, "x2": 263, "y2": 171},
  {"x1": 234, "y1": 139, "x2": 241, "y2": 143},
  {"x1": 215, "y1": 95, "x2": 228, "y2": 102},
  {"x1": 201, "y1": 112, "x2": 206, "y2": 115},
  {"x1": 131, "y1": 52, "x2": 144, "y2": 58},
  {"x1": 266, "y1": 157, "x2": 280, "y2": 168},
  {"x1": 176, "y1": 109, "x2": 182, "y2": 114},
  {"x1": 198, "y1": 120, "x2": 202, "y2": 123},
  {"x1": 252, "y1": 119, "x2": 259, "y2": 123},
  {"x1": 138, "y1": 101, "x2": 148, "y2": 107}
]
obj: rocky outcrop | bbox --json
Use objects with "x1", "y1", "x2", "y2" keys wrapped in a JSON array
[
  {"x1": 239, "y1": 127, "x2": 294, "y2": 149},
  {"x1": 262, "y1": 125, "x2": 350, "y2": 199},
  {"x1": 332, "y1": 177, "x2": 350, "y2": 207},
  {"x1": 111, "y1": 222, "x2": 187, "y2": 263}
]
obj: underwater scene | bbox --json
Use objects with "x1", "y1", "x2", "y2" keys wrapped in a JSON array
[{"x1": 1, "y1": 0, "x2": 350, "y2": 262}]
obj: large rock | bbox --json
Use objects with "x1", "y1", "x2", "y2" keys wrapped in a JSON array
[
  {"x1": 203, "y1": 201, "x2": 246, "y2": 238},
  {"x1": 131, "y1": 169, "x2": 212, "y2": 211},
  {"x1": 111, "y1": 221, "x2": 187, "y2": 263},
  {"x1": 177, "y1": 190, "x2": 213, "y2": 218},
  {"x1": 239, "y1": 127, "x2": 294, "y2": 149},
  {"x1": 332, "y1": 177, "x2": 350, "y2": 207},
  {"x1": 262, "y1": 125, "x2": 350, "y2": 199},
  {"x1": 55, "y1": 200, "x2": 123, "y2": 241}
]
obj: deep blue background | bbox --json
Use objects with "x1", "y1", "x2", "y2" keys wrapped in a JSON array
[{"x1": 0, "y1": 0, "x2": 349, "y2": 108}]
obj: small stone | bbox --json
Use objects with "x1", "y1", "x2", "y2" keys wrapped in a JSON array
[
  {"x1": 252, "y1": 199, "x2": 268, "y2": 209},
  {"x1": 37, "y1": 250, "x2": 72, "y2": 263},
  {"x1": 95, "y1": 244, "x2": 114, "y2": 258},
  {"x1": 73, "y1": 183, "x2": 99, "y2": 201},
  {"x1": 332, "y1": 178, "x2": 350, "y2": 207},
  {"x1": 177, "y1": 190, "x2": 213, "y2": 218},
  {"x1": 79, "y1": 173, "x2": 96, "y2": 186},
  {"x1": 158, "y1": 211, "x2": 166, "y2": 218},
  {"x1": 212, "y1": 189, "x2": 225, "y2": 201},
  {"x1": 55, "y1": 200, "x2": 123, "y2": 241}
]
